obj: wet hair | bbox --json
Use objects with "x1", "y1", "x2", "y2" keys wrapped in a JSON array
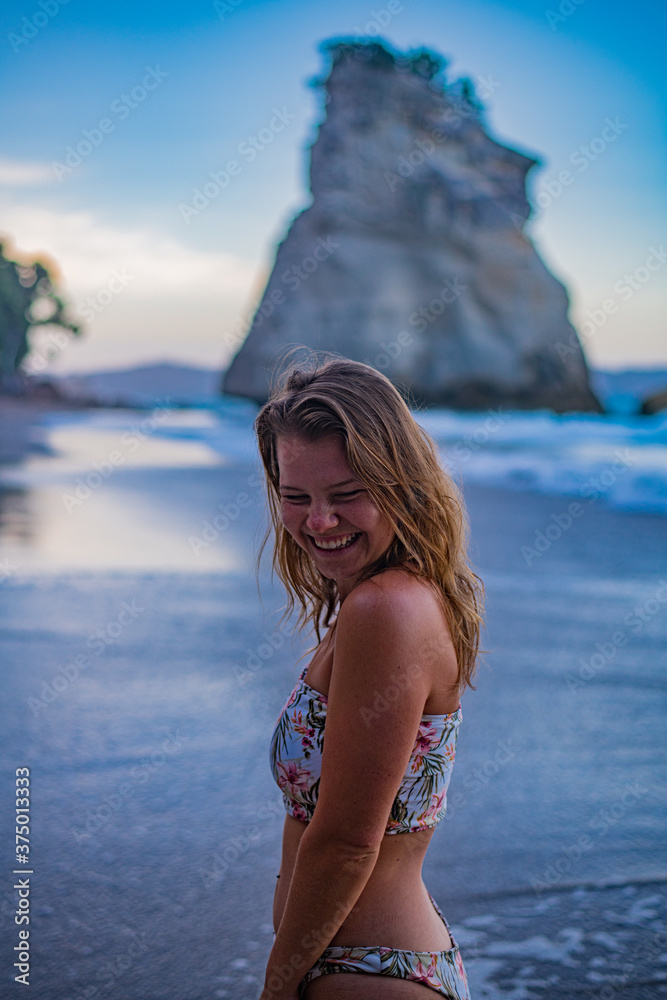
[{"x1": 254, "y1": 353, "x2": 485, "y2": 690}]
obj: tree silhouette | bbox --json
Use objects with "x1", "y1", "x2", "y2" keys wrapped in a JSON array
[{"x1": 0, "y1": 239, "x2": 80, "y2": 392}]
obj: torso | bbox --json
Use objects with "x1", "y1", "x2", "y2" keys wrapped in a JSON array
[{"x1": 273, "y1": 569, "x2": 460, "y2": 950}]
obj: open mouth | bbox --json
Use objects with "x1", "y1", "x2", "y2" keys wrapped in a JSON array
[{"x1": 310, "y1": 532, "x2": 361, "y2": 552}]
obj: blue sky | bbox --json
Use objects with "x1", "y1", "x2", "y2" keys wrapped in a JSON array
[{"x1": 1, "y1": 0, "x2": 665, "y2": 373}]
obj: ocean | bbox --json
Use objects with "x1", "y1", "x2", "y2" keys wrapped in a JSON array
[
  {"x1": 152, "y1": 395, "x2": 667, "y2": 516},
  {"x1": 4, "y1": 392, "x2": 666, "y2": 517},
  {"x1": 1, "y1": 371, "x2": 665, "y2": 998}
]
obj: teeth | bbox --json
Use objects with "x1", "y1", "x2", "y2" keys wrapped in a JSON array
[{"x1": 312, "y1": 532, "x2": 359, "y2": 550}]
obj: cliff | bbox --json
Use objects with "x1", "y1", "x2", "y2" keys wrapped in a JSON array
[{"x1": 223, "y1": 40, "x2": 603, "y2": 412}]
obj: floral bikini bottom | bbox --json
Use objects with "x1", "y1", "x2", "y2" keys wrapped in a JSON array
[{"x1": 298, "y1": 892, "x2": 471, "y2": 998}]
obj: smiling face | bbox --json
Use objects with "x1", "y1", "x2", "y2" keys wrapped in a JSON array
[{"x1": 276, "y1": 434, "x2": 396, "y2": 600}]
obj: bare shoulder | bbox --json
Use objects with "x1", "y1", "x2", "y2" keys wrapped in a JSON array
[
  {"x1": 337, "y1": 568, "x2": 459, "y2": 689},
  {"x1": 339, "y1": 567, "x2": 447, "y2": 628}
]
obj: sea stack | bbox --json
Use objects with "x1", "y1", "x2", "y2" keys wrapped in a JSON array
[{"x1": 223, "y1": 40, "x2": 603, "y2": 412}]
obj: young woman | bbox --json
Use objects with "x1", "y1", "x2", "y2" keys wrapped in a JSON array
[{"x1": 255, "y1": 357, "x2": 484, "y2": 999}]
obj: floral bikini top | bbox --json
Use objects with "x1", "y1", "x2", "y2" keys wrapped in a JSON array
[{"x1": 269, "y1": 664, "x2": 462, "y2": 835}]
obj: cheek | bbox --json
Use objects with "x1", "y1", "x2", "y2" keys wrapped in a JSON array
[
  {"x1": 357, "y1": 501, "x2": 393, "y2": 538},
  {"x1": 280, "y1": 505, "x2": 293, "y2": 529},
  {"x1": 379, "y1": 517, "x2": 396, "y2": 545},
  {"x1": 280, "y1": 505, "x2": 302, "y2": 539},
  {"x1": 368, "y1": 507, "x2": 395, "y2": 545}
]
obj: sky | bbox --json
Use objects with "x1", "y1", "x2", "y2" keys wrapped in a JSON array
[{"x1": 0, "y1": 0, "x2": 665, "y2": 375}]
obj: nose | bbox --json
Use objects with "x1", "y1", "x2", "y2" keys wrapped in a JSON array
[{"x1": 306, "y1": 500, "x2": 339, "y2": 534}]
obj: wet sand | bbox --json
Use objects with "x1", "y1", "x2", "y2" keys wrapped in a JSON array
[
  {"x1": 0, "y1": 408, "x2": 665, "y2": 999},
  {"x1": 0, "y1": 398, "x2": 54, "y2": 464}
]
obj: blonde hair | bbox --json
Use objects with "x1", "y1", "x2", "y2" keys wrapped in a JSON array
[{"x1": 254, "y1": 354, "x2": 485, "y2": 690}]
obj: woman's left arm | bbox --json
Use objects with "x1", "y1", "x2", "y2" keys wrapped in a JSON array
[{"x1": 259, "y1": 578, "x2": 445, "y2": 999}]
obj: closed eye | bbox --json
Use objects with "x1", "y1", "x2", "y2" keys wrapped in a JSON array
[
  {"x1": 280, "y1": 490, "x2": 363, "y2": 503},
  {"x1": 333, "y1": 490, "x2": 363, "y2": 500}
]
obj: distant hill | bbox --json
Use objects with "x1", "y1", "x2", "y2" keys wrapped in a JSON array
[
  {"x1": 54, "y1": 362, "x2": 222, "y2": 407},
  {"x1": 49, "y1": 361, "x2": 667, "y2": 413}
]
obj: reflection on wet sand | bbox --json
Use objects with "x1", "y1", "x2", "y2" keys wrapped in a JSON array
[{"x1": 0, "y1": 409, "x2": 245, "y2": 574}]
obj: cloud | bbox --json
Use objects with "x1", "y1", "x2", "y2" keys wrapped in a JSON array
[
  {"x1": 0, "y1": 158, "x2": 55, "y2": 186},
  {"x1": 0, "y1": 201, "x2": 255, "y2": 297},
  {"x1": 0, "y1": 200, "x2": 261, "y2": 372}
]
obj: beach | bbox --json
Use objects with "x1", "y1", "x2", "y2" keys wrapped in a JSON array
[{"x1": 0, "y1": 402, "x2": 666, "y2": 1000}]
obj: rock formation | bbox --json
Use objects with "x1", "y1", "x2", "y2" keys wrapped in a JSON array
[
  {"x1": 640, "y1": 390, "x2": 667, "y2": 415},
  {"x1": 223, "y1": 40, "x2": 603, "y2": 412}
]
